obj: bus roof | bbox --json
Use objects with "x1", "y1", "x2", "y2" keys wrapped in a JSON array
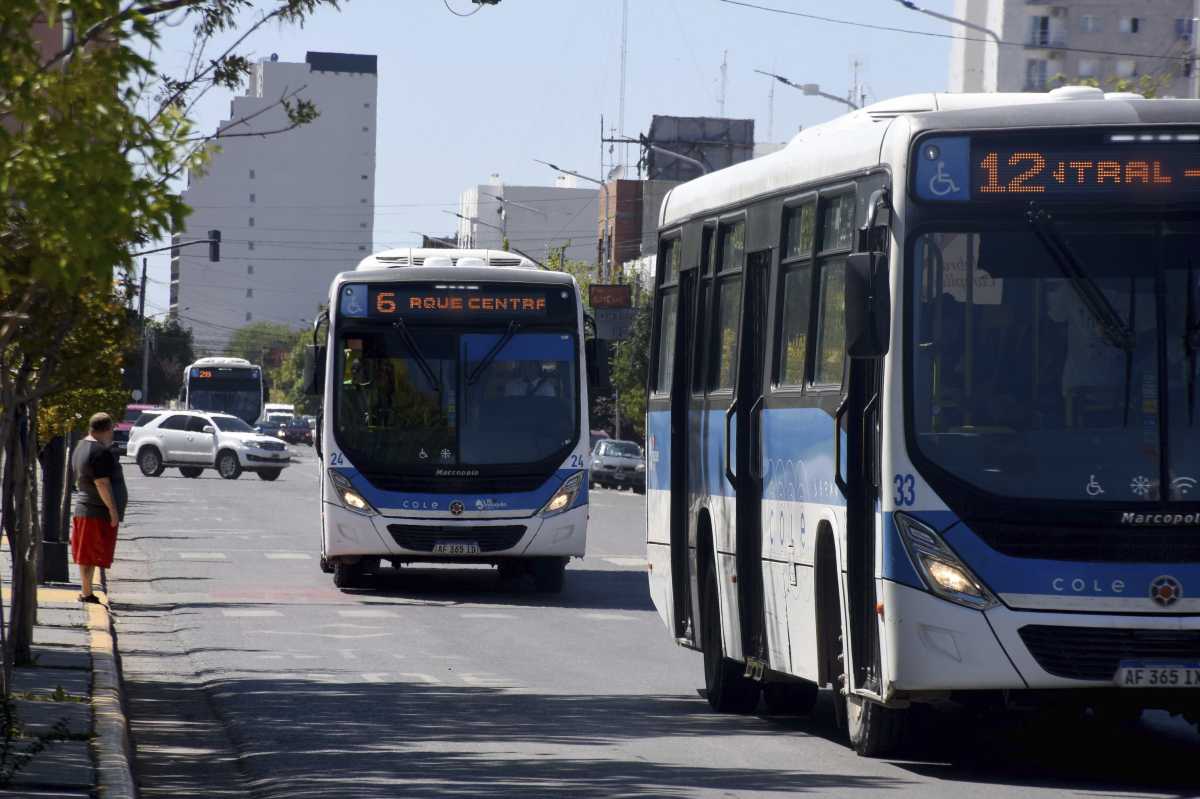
[
  {"x1": 337, "y1": 263, "x2": 577, "y2": 289},
  {"x1": 355, "y1": 248, "x2": 541, "y2": 271},
  {"x1": 191, "y1": 357, "x2": 254, "y2": 367},
  {"x1": 659, "y1": 89, "x2": 1200, "y2": 228}
]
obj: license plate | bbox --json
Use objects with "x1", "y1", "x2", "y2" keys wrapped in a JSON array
[
  {"x1": 432, "y1": 541, "x2": 480, "y2": 556},
  {"x1": 1115, "y1": 661, "x2": 1200, "y2": 688}
]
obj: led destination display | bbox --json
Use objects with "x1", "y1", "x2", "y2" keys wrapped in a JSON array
[
  {"x1": 338, "y1": 282, "x2": 574, "y2": 323},
  {"x1": 914, "y1": 132, "x2": 1200, "y2": 203}
]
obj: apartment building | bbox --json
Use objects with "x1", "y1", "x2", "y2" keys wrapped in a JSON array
[
  {"x1": 172, "y1": 52, "x2": 377, "y2": 352},
  {"x1": 950, "y1": 1, "x2": 1196, "y2": 95}
]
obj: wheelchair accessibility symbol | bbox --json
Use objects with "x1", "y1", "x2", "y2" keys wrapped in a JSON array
[{"x1": 928, "y1": 162, "x2": 960, "y2": 197}]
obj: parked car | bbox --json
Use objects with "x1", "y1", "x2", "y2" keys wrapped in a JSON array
[
  {"x1": 281, "y1": 418, "x2": 313, "y2": 446},
  {"x1": 129, "y1": 410, "x2": 290, "y2": 481},
  {"x1": 113, "y1": 404, "x2": 159, "y2": 455},
  {"x1": 589, "y1": 439, "x2": 645, "y2": 493}
]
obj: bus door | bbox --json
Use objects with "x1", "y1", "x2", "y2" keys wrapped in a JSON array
[
  {"x1": 734, "y1": 250, "x2": 771, "y2": 664},
  {"x1": 668, "y1": 267, "x2": 698, "y2": 641}
]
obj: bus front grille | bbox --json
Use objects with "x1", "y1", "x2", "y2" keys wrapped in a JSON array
[
  {"x1": 969, "y1": 522, "x2": 1200, "y2": 563},
  {"x1": 387, "y1": 524, "x2": 526, "y2": 553},
  {"x1": 1019, "y1": 625, "x2": 1200, "y2": 681}
]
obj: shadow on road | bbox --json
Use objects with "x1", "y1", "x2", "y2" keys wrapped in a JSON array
[{"x1": 347, "y1": 566, "x2": 653, "y2": 612}]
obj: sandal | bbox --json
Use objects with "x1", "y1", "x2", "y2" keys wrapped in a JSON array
[{"x1": 78, "y1": 594, "x2": 101, "y2": 604}]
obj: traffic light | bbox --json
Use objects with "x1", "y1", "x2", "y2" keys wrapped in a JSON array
[{"x1": 208, "y1": 229, "x2": 221, "y2": 262}]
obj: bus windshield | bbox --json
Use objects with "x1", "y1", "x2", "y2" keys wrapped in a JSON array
[
  {"x1": 334, "y1": 326, "x2": 578, "y2": 472},
  {"x1": 188, "y1": 372, "x2": 262, "y2": 424},
  {"x1": 910, "y1": 221, "x2": 1200, "y2": 503}
]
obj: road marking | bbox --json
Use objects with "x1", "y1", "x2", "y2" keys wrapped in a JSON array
[
  {"x1": 396, "y1": 672, "x2": 441, "y2": 685},
  {"x1": 305, "y1": 673, "x2": 340, "y2": 683},
  {"x1": 337, "y1": 609, "x2": 395, "y2": 618},
  {"x1": 265, "y1": 552, "x2": 311, "y2": 560},
  {"x1": 251, "y1": 630, "x2": 389, "y2": 640},
  {"x1": 179, "y1": 552, "x2": 227, "y2": 560},
  {"x1": 221, "y1": 609, "x2": 282, "y2": 618},
  {"x1": 257, "y1": 655, "x2": 284, "y2": 661},
  {"x1": 582, "y1": 612, "x2": 637, "y2": 622},
  {"x1": 459, "y1": 612, "x2": 516, "y2": 620},
  {"x1": 361, "y1": 673, "x2": 389, "y2": 683},
  {"x1": 339, "y1": 649, "x2": 359, "y2": 661},
  {"x1": 601, "y1": 557, "x2": 647, "y2": 568},
  {"x1": 458, "y1": 673, "x2": 511, "y2": 688}
]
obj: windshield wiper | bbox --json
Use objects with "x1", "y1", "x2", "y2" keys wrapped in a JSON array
[
  {"x1": 1027, "y1": 206, "x2": 1136, "y2": 352},
  {"x1": 392, "y1": 318, "x2": 441, "y2": 392},
  {"x1": 467, "y1": 321, "x2": 520, "y2": 386}
]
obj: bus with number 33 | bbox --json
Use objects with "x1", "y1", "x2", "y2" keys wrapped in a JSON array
[{"x1": 645, "y1": 87, "x2": 1200, "y2": 755}]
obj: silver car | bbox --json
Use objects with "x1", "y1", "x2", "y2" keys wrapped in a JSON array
[{"x1": 589, "y1": 440, "x2": 645, "y2": 493}]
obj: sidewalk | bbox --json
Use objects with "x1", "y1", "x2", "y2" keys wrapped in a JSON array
[{"x1": 0, "y1": 563, "x2": 135, "y2": 798}]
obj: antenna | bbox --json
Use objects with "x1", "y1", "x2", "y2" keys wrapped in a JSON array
[
  {"x1": 767, "y1": 73, "x2": 775, "y2": 141},
  {"x1": 617, "y1": 0, "x2": 629, "y2": 177},
  {"x1": 719, "y1": 49, "x2": 728, "y2": 117}
]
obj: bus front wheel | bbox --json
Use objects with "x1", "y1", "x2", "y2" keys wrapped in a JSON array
[
  {"x1": 332, "y1": 558, "x2": 370, "y2": 589},
  {"x1": 532, "y1": 557, "x2": 566, "y2": 593}
]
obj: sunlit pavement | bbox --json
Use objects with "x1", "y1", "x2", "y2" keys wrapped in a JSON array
[{"x1": 111, "y1": 449, "x2": 1199, "y2": 798}]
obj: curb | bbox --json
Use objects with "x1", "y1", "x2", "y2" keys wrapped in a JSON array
[{"x1": 87, "y1": 581, "x2": 137, "y2": 799}]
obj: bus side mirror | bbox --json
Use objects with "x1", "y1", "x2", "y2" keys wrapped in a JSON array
[
  {"x1": 846, "y1": 251, "x2": 890, "y2": 359},
  {"x1": 585, "y1": 338, "x2": 611, "y2": 393},
  {"x1": 303, "y1": 345, "x2": 326, "y2": 396}
]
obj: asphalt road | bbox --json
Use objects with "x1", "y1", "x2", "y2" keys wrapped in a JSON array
[{"x1": 109, "y1": 448, "x2": 1200, "y2": 799}]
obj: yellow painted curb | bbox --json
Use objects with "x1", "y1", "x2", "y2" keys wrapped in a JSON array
[{"x1": 85, "y1": 589, "x2": 138, "y2": 799}]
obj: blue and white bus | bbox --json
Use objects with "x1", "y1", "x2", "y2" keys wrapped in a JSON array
[
  {"x1": 307, "y1": 249, "x2": 590, "y2": 592},
  {"x1": 645, "y1": 87, "x2": 1200, "y2": 755},
  {"x1": 182, "y1": 356, "x2": 264, "y2": 425}
]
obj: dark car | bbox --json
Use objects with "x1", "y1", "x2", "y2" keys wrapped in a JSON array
[
  {"x1": 254, "y1": 421, "x2": 286, "y2": 441},
  {"x1": 281, "y1": 418, "x2": 313, "y2": 446},
  {"x1": 589, "y1": 439, "x2": 645, "y2": 492}
]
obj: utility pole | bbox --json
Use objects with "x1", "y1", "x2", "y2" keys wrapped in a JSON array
[
  {"x1": 719, "y1": 50, "x2": 729, "y2": 117},
  {"x1": 139, "y1": 257, "x2": 151, "y2": 402},
  {"x1": 617, "y1": 0, "x2": 629, "y2": 177}
]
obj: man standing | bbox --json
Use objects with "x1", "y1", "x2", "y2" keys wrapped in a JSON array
[{"x1": 70, "y1": 412, "x2": 126, "y2": 603}]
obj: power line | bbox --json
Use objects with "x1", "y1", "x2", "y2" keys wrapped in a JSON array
[{"x1": 719, "y1": 0, "x2": 1199, "y2": 62}]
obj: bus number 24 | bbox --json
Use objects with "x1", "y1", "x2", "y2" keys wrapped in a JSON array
[{"x1": 893, "y1": 474, "x2": 916, "y2": 507}]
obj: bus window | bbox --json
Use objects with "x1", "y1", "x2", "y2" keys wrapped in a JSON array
[
  {"x1": 710, "y1": 275, "x2": 742, "y2": 390},
  {"x1": 814, "y1": 260, "x2": 847, "y2": 386},
  {"x1": 821, "y1": 193, "x2": 856, "y2": 252},
  {"x1": 692, "y1": 281, "x2": 710, "y2": 393},
  {"x1": 778, "y1": 265, "x2": 813, "y2": 385},
  {"x1": 654, "y1": 292, "x2": 678, "y2": 393},
  {"x1": 783, "y1": 203, "x2": 816, "y2": 260}
]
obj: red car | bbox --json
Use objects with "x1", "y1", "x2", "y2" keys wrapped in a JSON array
[{"x1": 114, "y1": 403, "x2": 159, "y2": 455}]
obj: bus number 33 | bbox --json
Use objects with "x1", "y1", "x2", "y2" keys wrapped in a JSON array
[{"x1": 894, "y1": 474, "x2": 916, "y2": 507}]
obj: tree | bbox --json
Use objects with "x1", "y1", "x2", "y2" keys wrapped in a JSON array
[
  {"x1": 271, "y1": 330, "x2": 321, "y2": 415},
  {"x1": 610, "y1": 298, "x2": 651, "y2": 442},
  {"x1": 227, "y1": 321, "x2": 296, "y2": 366},
  {"x1": 0, "y1": 0, "x2": 344, "y2": 679},
  {"x1": 121, "y1": 317, "x2": 196, "y2": 406}
]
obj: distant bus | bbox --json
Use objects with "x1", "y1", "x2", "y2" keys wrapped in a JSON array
[
  {"x1": 181, "y1": 357, "x2": 264, "y2": 425},
  {"x1": 305, "y1": 248, "x2": 591, "y2": 593}
]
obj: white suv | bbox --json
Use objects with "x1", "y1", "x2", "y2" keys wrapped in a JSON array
[{"x1": 128, "y1": 410, "x2": 291, "y2": 481}]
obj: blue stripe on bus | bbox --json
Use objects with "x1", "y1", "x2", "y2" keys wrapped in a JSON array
[
  {"x1": 946, "y1": 521, "x2": 1200, "y2": 598},
  {"x1": 333, "y1": 467, "x2": 584, "y2": 514}
]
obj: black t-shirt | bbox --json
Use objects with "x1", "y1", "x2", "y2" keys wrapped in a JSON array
[{"x1": 72, "y1": 439, "x2": 127, "y2": 521}]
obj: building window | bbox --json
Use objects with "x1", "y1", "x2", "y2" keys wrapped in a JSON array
[
  {"x1": 248, "y1": 241, "x2": 255, "y2": 251},
  {"x1": 362, "y1": 126, "x2": 369, "y2": 132},
  {"x1": 359, "y1": 222, "x2": 368, "y2": 229},
  {"x1": 357, "y1": 245, "x2": 367, "y2": 251},
  {"x1": 1116, "y1": 59, "x2": 1137, "y2": 79},
  {"x1": 249, "y1": 169, "x2": 255, "y2": 179},
  {"x1": 245, "y1": 312, "x2": 252, "y2": 322},
  {"x1": 1119, "y1": 17, "x2": 1140, "y2": 34},
  {"x1": 246, "y1": 288, "x2": 253, "y2": 299},
  {"x1": 1081, "y1": 15, "x2": 1101, "y2": 33},
  {"x1": 360, "y1": 198, "x2": 367, "y2": 204},
  {"x1": 1026, "y1": 58, "x2": 1050, "y2": 90},
  {"x1": 360, "y1": 174, "x2": 369, "y2": 180},
  {"x1": 1028, "y1": 16, "x2": 1051, "y2": 46},
  {"x1": 1176, "y1": 18, "x2": 1194, "y2": 40},
  {"x1": 248, "y1": 217, "x2": 255, "y2": 227},
  {"x1": 247, "y1": 265, "x2": 254, "y2": 275},
  {"x1": 1078, "y1": 58, "x2": 1099, "y2": 78},
  {"x1": 363, "y1": 102, "x2": 371, "y2": 109},
  {"x1": 249, "y1": 193, "x2": 255, "y2": 203}
]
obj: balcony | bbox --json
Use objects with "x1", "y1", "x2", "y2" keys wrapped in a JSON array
[{"x1": 1026, "y1": 32, "x2": 1067, "y2": 48}]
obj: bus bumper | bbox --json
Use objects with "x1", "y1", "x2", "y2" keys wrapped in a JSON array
[
  {"x1": 882, "y1": 579, "x2": 1200, "y2": 695},
  {"x1": 322, "y1": 502, "x2": 587, "y2": 559}
]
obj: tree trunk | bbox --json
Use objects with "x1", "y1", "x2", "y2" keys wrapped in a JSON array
[{"x1": 4, "y1": 404, "x2": 37, "y2": 667}]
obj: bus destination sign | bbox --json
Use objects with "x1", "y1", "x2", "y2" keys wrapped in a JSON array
[
  {"x1": 339, "y1": 283, "x2": 553, "y2": 320},
  {"x1": 914, "y1": 133, "x2": 1200, "y2": 203}
]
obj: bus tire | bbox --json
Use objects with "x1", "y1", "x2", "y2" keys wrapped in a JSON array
[
  {"x1": 179, "y1": 466, "x2": 203, "y2": 479},
  {"x1": 699, "y1": 541, "x2": 760, "y2": 714},
  {"x1": 763, "y1": 681, "x2": 819, "y2": 716},
  {"x1": 216, "y1": 450, "x2": 242, "y2": 480},
  {"x1": 332, "y1": 558, "x2": 369, "y2": 589},
  {"x1": 257, "y1": 468, "x2": 282, "y2": 481},
  {"x1": 137, "y1": 447, "x2": 165, "y2": 477},
  {"x1": 845, "y1": 691, "x2": 905, "y2": 757},
  {"x1": 319, "y1": 554, "x2": 334, "y2": 574},
  {"x1": 532, "y1": 557, "x2": 566, "y2": 593}
]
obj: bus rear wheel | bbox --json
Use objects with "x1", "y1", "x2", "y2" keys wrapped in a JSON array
[{"x1": 699, "y1": 545, "x2": 760, "y2": 714}]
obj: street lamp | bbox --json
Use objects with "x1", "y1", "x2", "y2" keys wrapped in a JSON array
[
  {"x1": 754, "y1": 69, "x2": 859, "y2": 111},
  {"x1": 444, "y1": 209, "x2": 502, "y2": 248},
  {"x1": 892, "y1": 0, "x2": 1001, "y2": 92},
  {"x1": 534, "y1": 159, "x2": 611, "y2": 280},
  {"x1": 606, "y1": 137, "x2": 710, "y2": 176}
]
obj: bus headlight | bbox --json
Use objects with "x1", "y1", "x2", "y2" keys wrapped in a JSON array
[
  {"x1": 895, "y1": 512, "x2": 996, "y2": 610},
  {"x1": 540, "y1": 472, "x2": 583, "y2": 517},
  {"x1": 328, "y1": 469, "x2": 376, "y2": 516}
]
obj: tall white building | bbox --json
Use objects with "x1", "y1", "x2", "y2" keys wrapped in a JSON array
[
  {"x1": 172, "y1": 51, "x2": 378, "y2": 352},
  {"x1": 949, "y1": 1, "x2": 1195, "y2": 96},
  {"x1": 457, "y1": 177, "x2": 599, "y2": 267}
]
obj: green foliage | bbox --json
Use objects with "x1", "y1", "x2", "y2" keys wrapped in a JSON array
[
  {"x1": 610, "y1": 299, "x2": 651, "y2": 441},
  {"x1": 271, "y1": 330, "x2": 321, "y2": 415},
  {"x1": 226, "y1": 321, "x2": 295, "y2": 365},
  {"x1": 1051, "y1": 72, "x2": 1174, "y2": 99}
]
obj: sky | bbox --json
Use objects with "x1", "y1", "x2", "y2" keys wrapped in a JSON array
[{"x1": 144, "y1": 0, "x2": 957, "y2": 315}]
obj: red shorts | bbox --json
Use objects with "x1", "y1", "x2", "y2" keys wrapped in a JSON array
[{"x1": 71, "y1": 516, "x2": 117, "y2": 569}]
